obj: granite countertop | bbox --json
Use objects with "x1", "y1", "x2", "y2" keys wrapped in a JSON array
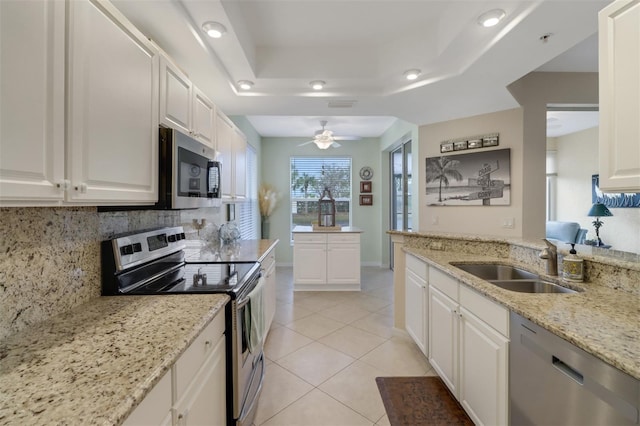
[
  {"x1": 0, "y1": 294, "x2": 229, "y2": 425},
  {"x1": 292, "y1": 225, "x2": 363, "y2": 233},
  {"x1": 403, "y1": 247, "x2": 640, "y2": 380},
  {"x1": 184, "y1": 238, "x2": 279, "y2": 263}
]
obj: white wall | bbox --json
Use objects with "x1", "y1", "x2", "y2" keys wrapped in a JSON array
[
  {"x1": 554, "y1": 127, "x2": 640, "y2": 253},
  {"x1": 418, "y1": 108, "x2": 525, "y2": 237}
]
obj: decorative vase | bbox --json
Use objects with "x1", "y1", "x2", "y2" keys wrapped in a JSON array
[{"x1": 261, "y1": 216, "x2": 270, "y2": 239}]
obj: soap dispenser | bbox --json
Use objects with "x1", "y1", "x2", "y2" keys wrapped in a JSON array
[{"x1": 562, "y1": 244, "x2": 584, "y2": 282}]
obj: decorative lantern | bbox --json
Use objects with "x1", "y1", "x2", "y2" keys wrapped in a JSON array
[{"x1": 318, "y1": 187, "x2": 336, "y2": 227}]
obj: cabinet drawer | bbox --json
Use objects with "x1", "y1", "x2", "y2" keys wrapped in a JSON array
[
  {"x1": 175, "y1": 310, "x2": 225, "y2": 399},
  {"x1": 327, "y1": 233, "x2": 360, "y2": 244},
  {"x1": 429, "y1": 267, "x2": 459, "y2": 301},
  {"x1": 406, "y1": 253, "x2": 428, "y2": 281},
  {"x1": 460, "y1": 285, "x2": 509, "y2": 337},
  {"x1": 294, "y1": 233, "x2": 327, "y2": 244}
]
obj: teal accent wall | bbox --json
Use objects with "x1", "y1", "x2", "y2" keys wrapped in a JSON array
[{"x1": 261, "y1": 136, "x2": 385, "y2": 265}]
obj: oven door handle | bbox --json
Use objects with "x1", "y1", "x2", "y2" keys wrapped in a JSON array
[{"x1": 238, "y1": 354, "x2": 265, "y2": 424}]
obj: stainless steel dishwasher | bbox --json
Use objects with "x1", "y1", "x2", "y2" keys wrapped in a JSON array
[{"x1": 510, "y1": 311, "x2": 639, "y2": 425}]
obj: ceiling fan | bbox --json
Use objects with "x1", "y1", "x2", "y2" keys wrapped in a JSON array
[{"x1": 298, "y1": 120, "x2": 361, "y2": 149}]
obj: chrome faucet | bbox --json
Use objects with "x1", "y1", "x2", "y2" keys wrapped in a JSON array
[{"x1": 539, "y1": 239, "x2": 558, "y2": 276}]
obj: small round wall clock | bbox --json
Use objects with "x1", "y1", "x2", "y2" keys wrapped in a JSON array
[{"x1": 359, "y1": 166, "x2": 373, "y2": 181}]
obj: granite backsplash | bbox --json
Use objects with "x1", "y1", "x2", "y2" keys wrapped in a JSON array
[{"x1": 0, "y1": 206, "x2": 225, "y2": 340}]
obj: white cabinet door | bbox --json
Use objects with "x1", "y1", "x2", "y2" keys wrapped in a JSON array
[
  {"x1": 67, "y1": 0, "x2": 159, "y2": 203},
  {"x1": 174, "y1": 336, "x2": 226, "y2": 426},
  {"x1": 159, "y1": 55, "x2": 192, "y2": 135},
  {"x1": 123, "y1": 370, "x2": 172, "y2": 426},
  {"x1": 429, "y1": 285, "x2": 459, "y2": 396},
  {"x1": 405, "y1": 269, "x2": 426, "y2": 354},
  {"x1": 459, "y1": 307, "x2": 509, "y2": 426},
  {"x1": 0, "y1": 0, "x2": 65, "y2": 204},
  {"x1": 327, "y1": 243, "x2": 360, "y2": 284},
  {"x1": 192, "y1": 86, "x2": 216, "y2": 148},
  {"x1": 293, "y1": 243, "x2": 327, "y2": 285},
  {"x1": 598, "y1": 0, "x2": 640, "y2": 192},
  {"x1": 216, "y1": 111, "x2": 234, "y2": 200},
  {"x1": 233, "y1": 128, "x2": 247, "y2": 200},
  {"x1": 262, "y1": 248, "x2": 277, "y2": 333}
]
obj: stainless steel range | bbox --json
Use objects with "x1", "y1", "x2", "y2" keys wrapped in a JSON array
[{"x1": 101, "y1": 226, "x2": 264, "y2": 426}]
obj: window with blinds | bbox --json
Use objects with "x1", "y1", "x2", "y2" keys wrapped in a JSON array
[
  {"x1": 237, "y1": 144, "x2": 259, "y2": 239},
  {"x1": 290, "y1": 156, "x2": 352, "y2": 237}
]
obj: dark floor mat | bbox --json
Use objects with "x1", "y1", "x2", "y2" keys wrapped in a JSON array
[{"x1": 375, "y1": 376, "x2": 474, "y2": 426}]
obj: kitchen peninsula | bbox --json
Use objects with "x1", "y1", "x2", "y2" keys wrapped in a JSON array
[{"x1": 292, "y1": 226, "x2": 362, "y2": 291}]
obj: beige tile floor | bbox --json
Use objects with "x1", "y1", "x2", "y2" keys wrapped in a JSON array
[{"x1": 255, "y1": 267, "x2": 437, "y2": 426}]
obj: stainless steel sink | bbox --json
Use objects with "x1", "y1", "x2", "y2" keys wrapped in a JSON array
[
  {"x1": 451, "y1": 263, "x2": 539, "y2": 280},
  {"x1": 451, "y1": 263, "x2": 578, "y2": 294},
  {"x1": 489, "y1": 279, "x2": 577, "y2": 294}
]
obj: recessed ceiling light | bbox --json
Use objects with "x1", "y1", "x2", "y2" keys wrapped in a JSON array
[
  {"x1": 202, "y1": 21, "x2": 227, "y2": 38},
  {"x1": 477, "y1": 9, "x2": 506, "y2": 27},
  {"x1": 310, "y1": 80, "x2": 325, "y2": 90},
  {"x1": 404, "y1": 69, "x2": 421, "y2": 81},
  {"x1": 237, "y1": 80, "x2": 254, "y2": 90}
]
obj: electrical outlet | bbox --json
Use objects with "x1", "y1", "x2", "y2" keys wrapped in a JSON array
[{"x1": 502, "y1": 218, "x2": 515, "y2": 229}]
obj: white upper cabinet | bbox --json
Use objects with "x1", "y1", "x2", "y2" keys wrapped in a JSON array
[
  {"x1": 193, "y1": 86, "x2": 216, "y2": 148},
  {"x1": 160, "y1": 55, "x2": 216, "y2": 149},
  {"x1": 216, "y1": 110, "x2": 247, "y2": 200},
  {"x1": 159, "y1": 56, "x2": 192, "y2": 135},
  {"x1": 0, "y1": 0, "x2": 66, "y2": 203},
  {"x1": 598, "y1": 0, "x2": 640, "y2": 192},
  {"x1": 1, "y1": 0, "x2": 160, "y2": 206},
  {"x1": 66, "y1": 0, "x2": 159, "y2": 203}
]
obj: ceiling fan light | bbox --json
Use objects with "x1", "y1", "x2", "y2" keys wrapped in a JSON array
[
  {"x1": 237, "y1": 80, "x2": 254, "y2": 90},
  {"x1": 202, "y1": 21, "x2": 227, "y2": 38},
  {"x1": 310, "y1": 80, "x2": 325, "y2": 90},
  {"x1": 404, "y1": 69, "x2": 421, "y2": 81},
  {"x1": 315, "y1": 141, "x2": 333, "y2": 149},
  {"x1": 478, "y1": 9, "x2": 505, "y2": 27}
]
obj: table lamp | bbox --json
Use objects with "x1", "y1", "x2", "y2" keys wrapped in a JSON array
[{"x1": 587, "y1": 203, "x2": 613, "y2": 246}]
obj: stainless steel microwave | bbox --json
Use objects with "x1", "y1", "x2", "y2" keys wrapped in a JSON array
[{"x1": 158, "y1": 127, "x2": 221, "y2": 209}]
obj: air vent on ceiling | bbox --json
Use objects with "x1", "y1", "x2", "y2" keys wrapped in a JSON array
[{"x1": 328, "y1": 100, "x2": 357, "y2": 108}]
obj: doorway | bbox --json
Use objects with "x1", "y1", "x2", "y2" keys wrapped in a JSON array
[{"x1": 389, "y1": 140, "x2": 412, "y2": 269}]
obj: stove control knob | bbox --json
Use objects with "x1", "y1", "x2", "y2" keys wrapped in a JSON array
[
  {"x1": 168, "y1": 234, "x2": 176, "y2": 242},
  {"x1": 132, "y1": 243, "x2": 142, "y2": 253},
  {"x1": 180, "y1": 232, "x2": 186, "y2": 240},
  {"x1": 120, "y1": 245, "x2": 134, "y2": 256}
]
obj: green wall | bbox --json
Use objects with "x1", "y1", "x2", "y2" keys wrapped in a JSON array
[{"x1": 261, "y1": 136, "x2": 385, "y2": 265}]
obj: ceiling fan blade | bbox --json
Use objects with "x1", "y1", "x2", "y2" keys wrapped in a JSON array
[
  {"x1": 297, "y1": 140, "x2": 316, "y2": 146},
  {"x1": 332, "y1": 135, "x2": 361, "y2": 141}
]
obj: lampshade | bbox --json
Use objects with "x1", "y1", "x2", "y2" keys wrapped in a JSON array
[{"x1": 587, "y1": 203, "x2": 613, "y2": 217}]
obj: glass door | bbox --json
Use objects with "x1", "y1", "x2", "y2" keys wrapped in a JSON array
[{"x1": 390, "y1": 140, "x2": 412, "y2": 269}]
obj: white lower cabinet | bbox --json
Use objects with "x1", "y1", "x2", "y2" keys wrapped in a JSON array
[
  {"x1": 428, "y1": 285, "x2": 459, "y2": 394},
  {"x1": 124, "y1": 309, "x2": 226, "y2": 426},
  {"x1": 293, "y1": 232, "x2": 361, "y2": 290},
  {"x1": 261, "y1": 245, "x2": 277, "y2": 335},
  {"x1": 174, "y1": 336, "x2": 226, "y2": 426},
  {"x1": 123, "y1": 370, "x2": 172, "y2": 426},
  {"x1": 428, "y1": 267, "x2": 509, "y2": 426},
  {"x1": 404, "y1": 254, "x2": 428, "y2": 355}
]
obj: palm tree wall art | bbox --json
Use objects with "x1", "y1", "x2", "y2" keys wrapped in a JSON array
[{"x1": 425, "y1": 149, "x2": 511, "y2": 206}]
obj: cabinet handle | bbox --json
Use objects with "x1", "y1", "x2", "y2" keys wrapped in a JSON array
[
  {"x1": 56, "y1": 180, "x2": 71, "y2": 191},
  {"x1": 74, "y1": 183, "x2": 88, "y2": 193}
]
